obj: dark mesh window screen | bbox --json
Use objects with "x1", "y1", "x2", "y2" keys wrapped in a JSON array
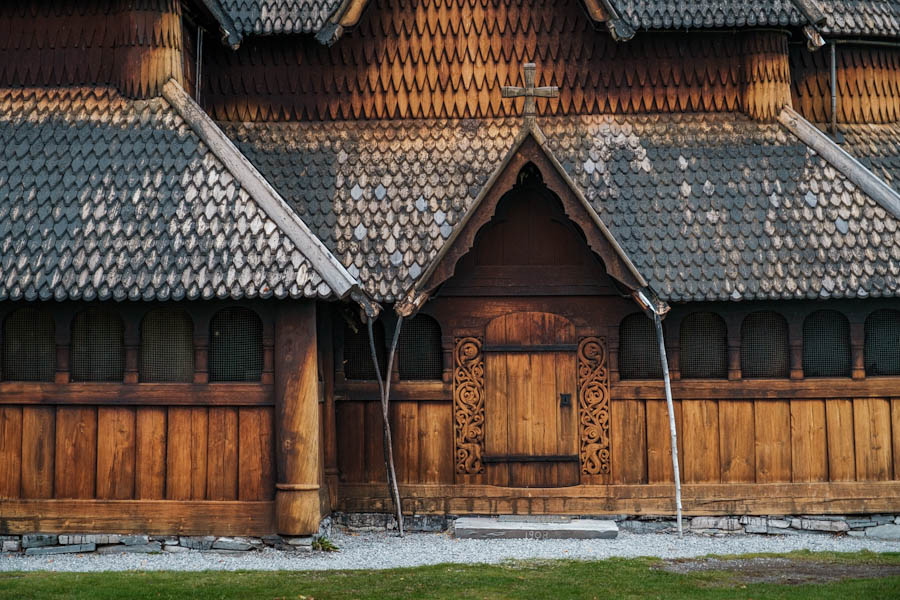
[
  {"x1": 209, "y1": 308, "x2": 263, "y2": 382},
  {"x1": 865, "y1": 309, "x2": 900, "y2": 376},
  {"x1": 679, "y1": 312, "x2": 727, "y2": 379},
  {"x1": 619, "y1": 313, "x2": 663, "y2": 380},
  {"x1": 741, "y1": 311, "x2": 789, "y2": 378},
  {"x1": 398, "y1": 315, "x2": 442, "y2": 380},
  {"x1": 71, "y1": 308, "x2": 124, "y2": 382},
  {"x1": 140, "y1": 309, "x2": 194, "y2": 382},
  {"x1": 343, "y1": 317, "x2": 385, "y2": 380},
  {"x1": 803, "y1": 310, "x2": 851, "y2": 377},
  {"x1": 2, "y1": 308, "x2": 55, "y2": 381}
]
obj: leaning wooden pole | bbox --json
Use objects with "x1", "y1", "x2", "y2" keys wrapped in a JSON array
[
  {"x1": 652, "y1": 312, "x2": 683, "y2": 537},
  {"x1": 367, "y1": 316, "x2": 405, "y2": 536}
]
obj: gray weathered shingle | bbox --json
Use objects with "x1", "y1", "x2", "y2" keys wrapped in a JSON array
[
  {"x1": 0, "y1": 86, "x2": 333, "y2": 302},
  {"x1": 217, "y1": 0, "x2": 342, "y2": 36},
  {"x1": 223, "y1": 113, "x2": 900, "y2": 303}
]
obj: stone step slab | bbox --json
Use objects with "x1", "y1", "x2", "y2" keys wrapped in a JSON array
[
  {"x1": 453, "y1": 517, "x2": 618, "y2": 540},
  {"x1": 25, "y1": 543, "x2": 95, "y2": 556}
]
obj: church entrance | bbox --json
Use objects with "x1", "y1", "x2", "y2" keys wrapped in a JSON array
[{"x1": 483, "y1": 311, "x2": 580, "y2": 487}]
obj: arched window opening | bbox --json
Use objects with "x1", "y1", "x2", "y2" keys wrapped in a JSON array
[
  {"x1": 2, "y1": 308, "x2": 55, "y2": 381},
  {"x1": 803, "y1": 310, "x2": 851, "y2": 377},
  {"x1": 343, "y1": 313, "x2": 385, "y2": 380},
  {"x1": 398, "y1": 314, "x2": 442, "y2": 380},
  {"x1": 619, "y1": 313, "x2": 663, "y2": 380},
  {"x1": 740, "y1": 311, "x2": 789, "y2": 378},
  {"x1": 679, "y1": 312, "x2": 727, "y2": 379},
  {"x1": 209, "y1": 307, "x2": 263, "y2": 382},
  {"x1": 140, "y1": 309, "x2": 194, "y2": 382},
  {"x1": 865, "y1": 309, "x2": 900, "y2": 376},
  {"x1": 71, "y1": 307, "x2": 124, "y2": 382}
]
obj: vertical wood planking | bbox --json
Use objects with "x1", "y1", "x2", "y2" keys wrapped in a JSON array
[
  {"x1": 335, "y1": 402, "x2": 365, "y2": 483},
  {"x1": 54, "y1": 407, "x2": 97, "y2": 498},
  {"x1": 755, "y1": 399, "x2": 792, "y2": 482},
  {"x1": 166, "y1": 407, "x2": 192, "y2": 499},
  {"x1": 364, "y1": 400, "x2": 387, "y2": 484},
  {"x1": 854, "y1": 398, "x2": 893, "y2": 481},
  {"x1": 391, "y1": 401, "x2": 419, "y2": 483},
  {"x1": 135, "y1": 407, "x2": 167, "y2": 498},
  {"x1": 483, "y1": 352, "x2": 509, "y2": 486},
  {"x1": 417, "y1": 402, "x2": 454, "y2": 483},
  {"x1": 96, "y1": 407, "x2": 136, "y2": 499},
  {"x1": 0, "y1": 406, "x2": 22, "y2": 498},
  {"x1": 718, "y1": 400, "x2": 755, "y2": 482},
  {"x1": 893, "y1": 399, "x2": 900, "y2": 481},
  {"x1": 646, "y1": 399, "x2": 683, "y2": 484},
  {"x1": 21, "y1": 406, "x2": 54, "y2": 498},
  {"x1": 681, "y1": 400, "x2": 720, "y2": 483},
  {"x1": 207, "y1": 407, "x2": 238, "y2": 500},
  {"x1": 611, "y1": 399, "x2": 647, "y2": 484},
  {"x1": 825, "y1": 399, "x2": 856, "y2": 481},
  {"x1": 238, "y1": 407, "x2": 275, "y2": 500},
  {"x1": 190, "y1": 408, "x2": 208, "y2": 499},
  {"x1": 790, "y1": 399, "x2": 827, "y2": 482}
]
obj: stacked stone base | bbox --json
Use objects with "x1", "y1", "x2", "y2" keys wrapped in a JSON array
[
  {"x1": 0, "y1": 517, "x2": 334, "y2": 556},
  {"x1": 3, "y1": 513, "x2": 899, "y2": 555}
]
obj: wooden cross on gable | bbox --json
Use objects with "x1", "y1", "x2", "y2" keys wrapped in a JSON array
[{"x1": 502, "y1": 63, "x2": 559, "y2": 125}]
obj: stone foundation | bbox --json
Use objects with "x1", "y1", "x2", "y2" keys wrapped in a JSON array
[{"x1": 4, "y1": 513, "x2": 899, "y2": 555}]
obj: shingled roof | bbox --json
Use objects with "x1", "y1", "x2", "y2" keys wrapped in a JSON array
[
  {"x1": 0, "y1": 86, "x2": 349, "y2": 302},
  {"x1": 223, "y1": 112, "x2": 900, "y2": 304},
  {"x1": 216, "y1": 0, "x2": 342, "y2": 36},
  {"x1": 208, "y1": 0, "x2": 900, "y2": 41}
]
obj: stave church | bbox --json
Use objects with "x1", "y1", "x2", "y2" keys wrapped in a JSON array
[{"x1": 1, "y1": 0, "x2": 900, "y2": 537}]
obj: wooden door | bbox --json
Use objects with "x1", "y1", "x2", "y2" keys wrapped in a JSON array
[{"x1": 484, "y1": 312, "x2": 579, "y2": 487}]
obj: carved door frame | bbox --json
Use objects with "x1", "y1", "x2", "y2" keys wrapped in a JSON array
[{"x1": 452, "y1": 333, "x2": 611, "y2": 481}]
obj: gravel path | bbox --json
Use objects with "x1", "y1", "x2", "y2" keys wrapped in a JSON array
[{"x1": 1, "y1": 531, "x2": 898, "y2": 572}]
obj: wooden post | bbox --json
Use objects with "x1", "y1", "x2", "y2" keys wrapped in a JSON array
[{"x1": 274, "y1": 301, "x2": 321, "y2": 535}]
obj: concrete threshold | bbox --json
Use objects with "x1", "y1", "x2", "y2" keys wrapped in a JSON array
[{"x1": 453, "y1": 517, "x2": 619, "y2": 540}]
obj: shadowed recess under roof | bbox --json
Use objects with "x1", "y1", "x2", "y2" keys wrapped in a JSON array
[{"x1": 1, "y1": 307, "x2": 55, "y2": 382}]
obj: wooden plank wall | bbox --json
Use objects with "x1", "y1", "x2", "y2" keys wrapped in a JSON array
[
  {"x1": 610, "y1": 396, "x2": 899, "y2": 486},
  {"x1": 336, "y1": 400, "x2": 454, "y2": 485},
  {"x1": 0, "y1": 405, "x2": 275, "y2": 502}
]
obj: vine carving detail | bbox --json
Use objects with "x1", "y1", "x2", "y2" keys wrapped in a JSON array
[
  {"x1": 453, "y1": 337, "x2": 485, "y2": 474},
  {"x1": 577, "y1": 337, "x2": 611, "y2": 475}
]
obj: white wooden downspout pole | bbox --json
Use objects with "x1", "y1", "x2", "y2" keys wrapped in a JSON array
[{"x1": 652, "y1": 311, "x2": 683, "y2": 537}]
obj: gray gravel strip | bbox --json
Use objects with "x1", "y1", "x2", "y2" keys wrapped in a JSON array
[{"x1": 0, "y1": 531, "x2": 897, "y2": 572}]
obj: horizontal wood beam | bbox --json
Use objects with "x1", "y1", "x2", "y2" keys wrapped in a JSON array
[
  {"x1": 335, "y1": 381, "x2": 450, "y2": 402},
  {"x1": 338, "y1": 482, "x2": 900, "y2": 516},
  {"x1": 0, "y1": 500, "x2": 275, "y2": 535},
  {"x1": 0, "y1": 383, "x2": 274, "y2": 406},
  {"x1": 613, "y1": 377, "x2": 900, "y2": 400}
]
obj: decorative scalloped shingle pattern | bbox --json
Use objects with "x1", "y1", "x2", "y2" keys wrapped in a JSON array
[
  {"x1": 218, "y1": 0, "x2": 341, "y2": 35},
  {"x1": 223, "y1": 113, "x2": 900, "y2": 303},
  {"x1": 819, "y1": 1, "x2": 900, "y2": 37},
  {"x1": 613, "y1": 1, "x2": 804, "y2": 30},
  {"x1": 840, "y1": 123, "x2": 900, "y2": 191},
  {"x1": 0, "y1": 87, "x2": 332, "y2": 302}
]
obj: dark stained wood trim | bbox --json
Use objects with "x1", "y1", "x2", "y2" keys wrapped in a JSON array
[
  {"x1": 0, "y1": 383, "x2": 274, "y2": 406},
  {"x1": 0, "y1": 500, "x2": 275, "y2": 535},
  {"x1": 612, "y1": 377, "x2": 900, "y2": 400},
  {"x1": 335, "y1": 380, "x2": 450, "y2": 402},
  {"x1": 338, "y1": 482, "x2": 900, "y2": 516}
]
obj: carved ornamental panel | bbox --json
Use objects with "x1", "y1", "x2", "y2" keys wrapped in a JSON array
[
  {"x1": 577, "y1": 337, "x2": 611, "y2": 475},
  {"x1": 453, "y1": 336, "x2": 485, "y2": 474}
]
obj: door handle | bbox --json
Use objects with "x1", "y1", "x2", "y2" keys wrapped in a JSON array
[{"x1": 559, "y1": 393, "x2": 571, "y2": 407}]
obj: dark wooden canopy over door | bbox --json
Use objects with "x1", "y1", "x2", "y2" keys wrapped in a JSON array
[{"x1": 484, "y1": 312, "x2": 579, "y2": 487}]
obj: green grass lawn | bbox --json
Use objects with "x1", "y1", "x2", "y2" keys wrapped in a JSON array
[{"x1": 2, "y1": 552, "x2": 899, "y2": 599}]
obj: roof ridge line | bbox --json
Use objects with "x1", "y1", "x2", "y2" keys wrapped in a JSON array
[
  {"x1": 778, "y1": 106, "x2": 900, "y2": 219},
  {"x1": 160, "y1": 78, "x2": 365, "y2": 303}
]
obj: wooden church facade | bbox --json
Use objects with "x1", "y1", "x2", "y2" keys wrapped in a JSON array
[{"x1": 1, "y1": 0, "x2": 900, "y2": 536}]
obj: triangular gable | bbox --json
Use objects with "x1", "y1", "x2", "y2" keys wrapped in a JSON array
[{"x1": 398, "y1": 123, "x2": 651, "y2": 314}]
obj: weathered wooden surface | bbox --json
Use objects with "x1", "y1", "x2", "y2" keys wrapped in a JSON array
[
  {"x1": 0, "y1": 500, "x2": 274, "y2": 535},
  {"x1": 338, "y1": 482, "x2": 900, "y2": 516}
]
